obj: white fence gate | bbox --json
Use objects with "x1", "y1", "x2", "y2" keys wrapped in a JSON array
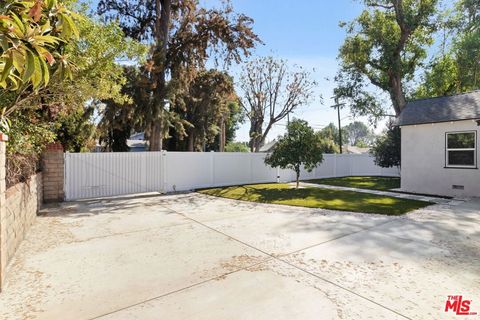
[{"x1": 64, "y1": 152, "x2": 399, "y2": 200}]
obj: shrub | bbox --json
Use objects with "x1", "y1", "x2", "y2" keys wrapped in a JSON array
[
  {"x1": 6, "y1": 112, "x2": 55, "y2": 187},
  {"x1": 225, "y1": 141, "x2": 249, "y2": 152},
  {"x1": 370, "y1": 123, "x2": 401, "y2": 168}
]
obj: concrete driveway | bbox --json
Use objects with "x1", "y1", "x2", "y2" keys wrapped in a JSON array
[{"x1": 0, "y1": 193, "x2": 479, "y2": 320}]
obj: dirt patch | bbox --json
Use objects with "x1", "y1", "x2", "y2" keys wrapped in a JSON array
[{"x1": 221, "y1": 255, "x2": 268, "y2": 272}]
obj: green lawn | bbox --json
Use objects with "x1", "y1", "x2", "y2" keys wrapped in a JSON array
[
  {"x1": 305, "y1": 176, "x2": 400, "y2": 191},
  {"x1": 199, "y1": 183, "x2": 431, "y2": 215}
]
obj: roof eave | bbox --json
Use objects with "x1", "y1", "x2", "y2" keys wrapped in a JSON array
[{"x1": 398, "y1": 117, "x2": 480, "y2": 127}]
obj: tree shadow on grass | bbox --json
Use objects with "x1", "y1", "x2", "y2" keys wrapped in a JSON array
[
  {"x1": 305, "y1": 176, "x2": 401, "y2": 191},
  {"x1": 202, "y1": 185, "x2": 431, "y2": 215}
]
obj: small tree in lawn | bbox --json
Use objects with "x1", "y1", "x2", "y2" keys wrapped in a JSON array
[{"x1": 265, "y1": 119, "x2": 324, "y2": 188}]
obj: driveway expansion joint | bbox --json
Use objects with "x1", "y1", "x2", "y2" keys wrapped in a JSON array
[
  {"x1": 3, "y1": 194, "x2": 479, "y2": 320},
  {"x1": 157, "y1": 204, "x2": 413, "y2": 320},
  {"x1": 89, "y1": 256, "x2": 275, "y2": 320}
]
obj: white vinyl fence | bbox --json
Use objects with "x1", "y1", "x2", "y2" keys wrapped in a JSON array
[{"x1": 64, "y1": 152, "x2": 399, "y2": 200}]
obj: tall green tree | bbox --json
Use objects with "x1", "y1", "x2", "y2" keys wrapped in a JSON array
[
  {"x1": 336, "y1": 0, "x2": 438, "y2": 121},
  {"x1": 205, "y1": 101, "x2": 245, "y2": 152},
  {"x1": 54, "y1": 105, "x2": 96, "y2": 152},
  {"x1": 415, "y1": 0, "x2": 480, "y2": 97},
  {"x1": 97, "y1": 0, "x2": 260, "y2": 151},
  {"x1": 223, "y1": 102, "x2": 245, "y2": 149},
  {"x1": 370, "y1": 121, "x2": 401, "y2": 168},
  {"x1": 98, "y1": 67, "x2": 149, "y2": 152},
  {"x1": 265, "y1": 119, "x2": 324, "y2": 188},
  {"x1": 58, "y1": 14, "x2": 145, "y2": 152},
  {"x1": 414, "y1": 55, "x2": 459, "y2": 98},
  {"x1": 343, "y1": 121, "x2": 375, "y2": 147},
  {"x1": 316, "y1": 123, "x2": 340, "y2": 153},
  {"x1": 318, "y1": 123, "x2": 339, "y2": 143},
  {"x1": 179, "y1": 70, "x2": 237, "y2": 151}
]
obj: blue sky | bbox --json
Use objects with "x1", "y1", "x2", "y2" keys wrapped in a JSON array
[
  {"x1": 208, "y1": 0, "x2": 362, "y2": 58},
  {"x1": 90, "y1": 0, "x2": 386, "y2": 141},
  {"x1": 202, "y1": 0, "x2": 380, "y2": 142}
]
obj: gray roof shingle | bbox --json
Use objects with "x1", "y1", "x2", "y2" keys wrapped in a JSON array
[{"x1": 398, "y1": 90, "x2": 480, "y2": 126}]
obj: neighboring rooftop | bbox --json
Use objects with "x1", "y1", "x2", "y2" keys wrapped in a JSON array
[
  {"x1": 129, "y1": 132, "x2": 145, "y2": 140},
  {"x1": 127, "y1": 139, "x2": 147, "y2": 152},
  {"x1": 398, "y1": 90, "x2": 480, "y2": 126},
  {"x1": 343, "y1": 145, "x2": 370, "y2": 154},
  {"x1": 259, "y1": 140, "x2": 277, "y2": 152},
  {"x1": 127, "y1": 132, "x2": 147, "y2": 152}
]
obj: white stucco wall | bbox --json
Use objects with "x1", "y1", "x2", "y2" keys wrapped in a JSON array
[{"x1": 401, "y1": 120, "x2": 480, "y2": 197}]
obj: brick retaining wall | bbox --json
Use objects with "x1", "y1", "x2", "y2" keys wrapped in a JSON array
[
  {"x1": 0, "y1": 138, "x2": 6, "y2": 290},
  {"x1": 4, "y1": 173, "x2": 42, "y2": 267},
  {"x1": 0, "y1": 140, "x2": 65, "y2": 291}
]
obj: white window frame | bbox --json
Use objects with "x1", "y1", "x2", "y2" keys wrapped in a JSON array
[{"x1": 445, "y1": 130, "x2": 477, "y2": 168}]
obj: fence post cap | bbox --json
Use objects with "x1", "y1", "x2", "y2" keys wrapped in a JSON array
[
  {"x1": 0, "y1": 132, "x2": 8, "y2": 142},
  {"x1": 45, "y1": 142, "x2": 64, "y2": 152}
]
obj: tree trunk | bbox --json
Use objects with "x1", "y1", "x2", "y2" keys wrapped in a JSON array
[
  {"x1": 187, "y1": 132, "x2": 194, "y2": 152},
  {"x1": 149, "y1": 0, "x2": 171, "y2": 151},
  {"x1": 149, "y1": 122, "x2": 163, "y2": 151},
  {"x1": 248, "y1": 124, "x2": 256, "y2": 152},
  {"x1": 295, "y1": 169, "x2": 300, "y2": 189},
  {"x1": 219, "y1": 121, "x2": 226, "y2": 152},
  {"x1": 389, "y1": 66, "x2": 407, "y2": 117},
  {"x1": 253, "y1": 136, "x2": 262, "y2": 152},
  {"x1": 249, "y1": 119, "x2": 263, "y2": 152},
  {"x1": 256, "y1": 122, "x2": 274, "y2": 152}
]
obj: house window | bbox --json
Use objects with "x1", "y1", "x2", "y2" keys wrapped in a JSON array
[{"x1": 445, "y1": 131, "x2": 477, "y2": 168}]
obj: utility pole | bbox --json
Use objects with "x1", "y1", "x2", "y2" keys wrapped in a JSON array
[
  {"x1": 337, "y1": 105, "x2": 342, "y2": 154},
  {"x1": 330, "y1": 97, "x2": 345, "y2": 154}
]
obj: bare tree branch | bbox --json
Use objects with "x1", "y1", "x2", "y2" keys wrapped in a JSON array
[{"x1": 238, "y1": 56, "x2": 317, "y2": 152}]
